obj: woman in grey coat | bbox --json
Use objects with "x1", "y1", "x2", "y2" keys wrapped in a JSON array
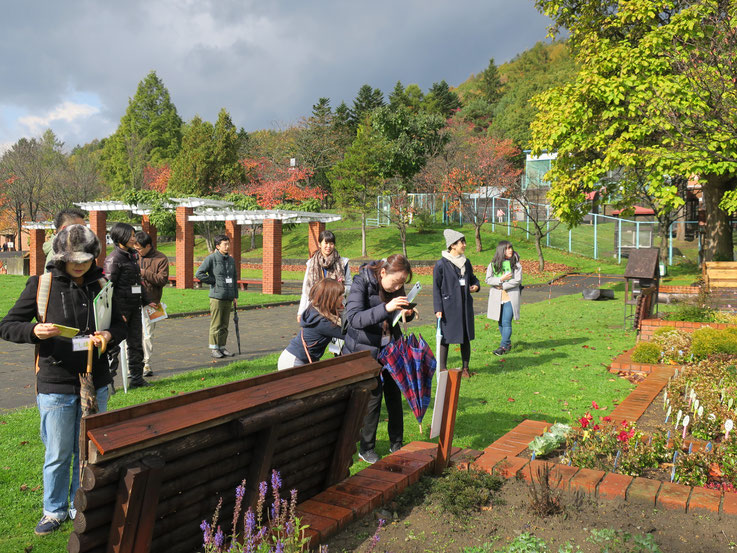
[{"x1": 485, "y1": 240, "x2": 522, "y2": 356}]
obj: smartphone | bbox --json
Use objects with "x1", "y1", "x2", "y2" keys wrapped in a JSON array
[{"x1": 393, "y1": 282, "x2": 422, "y2": 326}]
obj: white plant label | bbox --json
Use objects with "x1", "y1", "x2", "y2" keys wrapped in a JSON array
[
  {"x1": 694, "y1": 399, "x2": 700, "y2": 413},
  {"x1": 726, "y1": 419, "x2": 734, "y2": 441},
  {"x1": 698, "y1": 406, "x2": 704, "y2": 418},
  {"x1": 665, "y1": 405, "x2": 672, "y2": 422},
  {"x1": 676, "y1": 410, "x2": 683, "y2": 427},
  {"x1": 682, "y1": 415, "x2": 690, "y2": 439},
  {"x1": 664, "y1": 391, "x2": 668, "y2": 406}
]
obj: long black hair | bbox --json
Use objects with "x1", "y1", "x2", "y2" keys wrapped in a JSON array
[
  {"x1": 491, "y1": 240, "x2": 519, "y2": 275},
  {"x1": 110, "y1": 222, "x2": 135, "y2": 250}
]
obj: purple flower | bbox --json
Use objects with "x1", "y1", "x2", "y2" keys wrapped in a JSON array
[
  {"x1": 259, "y1": 481, "x2": 268, "y2": 497},
  {"x1": 214, "y1": 526, "x2": 225, "y2": 549},
  {"x1": 275, "y1": 541, "x2": 285, "y2": 553},
  {"x1": 271, "y1": 470, "x2": 282, "y2": 491},
  {"x1": 245, "y1": 509, "x2": 256, "y2": 538},
  {"x1": 236, "y1": 483, "x2": 246, "y2": 499},
  {"x1": 200, "y1": 520, "x2": 213, "y2": 546}
]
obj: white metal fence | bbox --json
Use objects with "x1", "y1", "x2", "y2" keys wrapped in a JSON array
[{"x1": 371, "y1": 193, "x2": 701, "y2": 266}]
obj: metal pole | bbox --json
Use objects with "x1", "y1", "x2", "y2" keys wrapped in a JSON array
[
  {"x1": 491, "y1": 196, "x2": 495, "y2": 232},
  {"x1": 617, "y1": 219, "x2": 622, "y2": 263},
  {"x1": 546, "y1": 205, "x2": 550, "y2": 246},
  {"x1": 507, "y1": 199, "x2": 511, "y2": 236},
  {"x1": 669, "y1": 222, "x2": 674, "y2": 266},
  {"x1": 474, "y1": 197, "x2": 478, "y2": 224},
  {"x1": 568, "y1": 228, "x2": 572, "y2": 253},
  {"x1": 636, "y1": 221, "x2": 640, "y2": 249},
  {"x1": 594, "y1": 214, "x2": 598, "y2": 259}
]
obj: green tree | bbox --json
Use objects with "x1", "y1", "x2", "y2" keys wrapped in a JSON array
[
  {"x1": 478, "y1": 58, "x2": 503, "y2": 105},
  {"x1": 329, "y1": 123, "x2": 390, "y2": 256},
  {"x1": 101, "y1": 71, "x2": 182, "y2": 196},
  {"x1": 349, "y1": 84, "x2": 385, "y2": 131},
  {"x1": 425, "y1": 80, "x2": 461, "y2": 118},
  {"x1": 389, "y1": 81, "x2": 425, "y2": 112},
  {"x1": 531, "y1": 0, "x2": 737, "y2": 261},
  {"x1": 213, "y1": 108, "x2": 246, "y2": 189},
  {"x1": 167, "y1": 116, "x2": 216, "y2": 196}
]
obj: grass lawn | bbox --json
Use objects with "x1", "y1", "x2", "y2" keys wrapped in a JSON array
[{"x1": 0, "y1": 285, "x2": 637, "y2": 552}]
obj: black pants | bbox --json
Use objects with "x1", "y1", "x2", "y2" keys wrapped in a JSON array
[
  {"x1": 112, "y1": 306, "x2": 144, "y2": 383},
  {"x1": 437, "y1": 340, "x2": 471, "y2": 372},
  {"x1": 360, "y1": 369, "x2": 404, "y2": 453}
]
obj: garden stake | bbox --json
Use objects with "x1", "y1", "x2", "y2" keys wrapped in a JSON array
[
  {"x1": 665, "y1": 405, "x2": 672, "y2": 423},
  {"x1": 667, "y1": 430, "x2": 671, "y2": 440},
  {"x1": 664, "y1": 390, "x2": 668, "y2": 406},
  {"x1": 613, "y1": 449, "x2": 621, "y2": 470},
  {"x1": 676, "y1": 410, "x2": 683, "y2": 428},
  {"x1": 721, "y1": 389, "x2": 726, "y2": 403},
  {"x1": 648, "y1": 436, "x2": 652, "y2": 446},
  {"x1": 531, "y1": 452, "x2": 536, "y2": 461},
  {"x1": 698, "y1": 406, "x2": 704, "y2": 418},
  {"x1": 729, "y1": 398, "x2": 734, "y2": 410},
  {"x1": 688, "y1": 442, "x2": 693, "y2": 454},
  {"x1": 725, "y1": 419, "x2": 734, "y2": 441},
  {"x1": 706, "y1": 441, "x2": 713, "y2": 453},
  {"x1": 682, "y1": 415, "x2": 690, "y2": 439}
]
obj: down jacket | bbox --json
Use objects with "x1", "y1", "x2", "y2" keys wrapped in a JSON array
[
  {"x1": 104, "y1": 246, "x2": 150, "y2": 313},
  {"x1": 285, "y1": 307, "x2": 344, "y2": 363},
  {"x1": 0, "y1": 266, "x2": 127, "y2": 394}
]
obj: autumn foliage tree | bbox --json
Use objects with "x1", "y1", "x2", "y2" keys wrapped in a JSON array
[{"x1": 241, "y1": 158, "x2": 322, "y2": 209}]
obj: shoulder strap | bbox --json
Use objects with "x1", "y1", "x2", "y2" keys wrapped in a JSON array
[
  {"x1": 300, "y1": 330, "x2": 313, "y2": 364},
  {"x1": 36, "y1": 272, "x2": 53, "y2": 323}
]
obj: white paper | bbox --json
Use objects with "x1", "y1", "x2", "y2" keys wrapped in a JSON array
[{"x1": 72, "y1": 337, "x2": 92, "y2": 351}]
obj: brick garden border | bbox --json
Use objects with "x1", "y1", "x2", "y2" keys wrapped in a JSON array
[
  {"x1": 639, "y1": 317, "x2": 737, "y2": 342},
  {"x1": 470, "y1": 362, "x2": 737, "y2": 517}
]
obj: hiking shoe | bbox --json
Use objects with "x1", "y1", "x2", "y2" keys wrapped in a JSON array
[
  {"x1": 143, "y1": 366, "x2": 153, "y2": 377},
  {"x1": 358, "y1": 450, "x2": 380, "y2": 464},
  {"x1": 211, "y1": 349, "x2": 225, "y2": 359},
  {"x1": 493, "y1": 347, "x2": 507, "y2": 356},
  {"x1": 35, "y1": 515, "x2": 62, "y2": 536},
  {"x1": 389, "y1": 442, "x2": 403, "y2": 454},
  {"x1": 219, "y1": 348, "x2": 235, "y2": 357},
  {"x1": 128, "y1": 379, "x2": 151, "y2": 389},
  {"x1": 461, "y1": 367, "x2": 472, "y2": 378}
]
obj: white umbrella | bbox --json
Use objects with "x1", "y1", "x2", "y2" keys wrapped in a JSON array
[
  {"x1": 119, "y1": 340, "x2": 129, "y2": 393},
  {"x1": 429, "y1": 318, "x2": 448, "y2": 439}
]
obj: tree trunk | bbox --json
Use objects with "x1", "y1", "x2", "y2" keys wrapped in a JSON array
[
  {"x1": 474, "y1": 224, "x2": 483, "y2": 252},
  {"x1": 361, "y1": 213, "x2": 367, "y2": 257},
  {"x1": 400, "y1": 225, "x2": 408, "y2": 258},
  {"x1": 658, "y1": 223, "x2": 670, "y2": 264},
  {"x1": 702, "y1": 174, "x2": 735, "y2": 261},
  {"x1": 15, "y1": 212, "x2": 23, "y2": 253},
  {"x1": 535, "y1": 229, "x2": 545, "y2": 272}
]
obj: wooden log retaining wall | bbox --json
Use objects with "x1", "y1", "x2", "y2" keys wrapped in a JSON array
[{"x1": 69, "y1": 351, "x2": 381, "y2": 553}]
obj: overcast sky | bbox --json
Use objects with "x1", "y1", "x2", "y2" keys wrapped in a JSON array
[{"x1": 0, "y1": 1, "x2": 552, "y2": 153}]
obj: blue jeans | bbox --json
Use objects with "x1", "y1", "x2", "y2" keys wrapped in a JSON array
[
  {"x1": 37, "y1": 387, "x2": 109, "y2": 519},
  {"x1": 498, "y1": 301, "x2": 514, "y2": 349}
]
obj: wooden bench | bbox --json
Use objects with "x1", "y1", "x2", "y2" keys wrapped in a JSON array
[
  {"x1": 69, "y1": 352, "x2": 380, "y2": 553},
  {"x1": 703, "y1": 261, "x2": 737, "y2": 289},
  {"x1": 166, "y1": 276, "x2": 282, "y2": 290}
]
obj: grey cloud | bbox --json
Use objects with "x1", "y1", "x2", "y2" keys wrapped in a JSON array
[{"x1": 1, "y1": 0, "x2": 551, "y2": 148}]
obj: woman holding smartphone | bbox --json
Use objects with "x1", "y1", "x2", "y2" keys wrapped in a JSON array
[
  {"x1": 485, "y1": 240, "x2": 522, "y2": 356},
  {"x1": 344, "y1": 254, "x2": 416, "y2": 464}
]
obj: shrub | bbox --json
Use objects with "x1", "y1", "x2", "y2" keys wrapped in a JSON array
[
  {"x1": 713, "y1": 311, "x2": 737, "y2": 325},
  {"x1": 413, "y1": 210, "x2": 435, "y2": 234},
  {"x1": 664, "y1": 303, "x2": 714, "y2": 322},
  {"x1": 691, "y1": 327, "x2": 737, "y2": 359},
  {"x1": 631, "y1": 342, "x2": 661, "y2": 364},
  {"x1": 429, "y1": 468, "x2": 503, "y2": 519}
]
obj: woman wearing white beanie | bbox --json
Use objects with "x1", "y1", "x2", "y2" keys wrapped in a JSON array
[{"x1": 432, "y1": 229, "x2": 480, "y2": 378}]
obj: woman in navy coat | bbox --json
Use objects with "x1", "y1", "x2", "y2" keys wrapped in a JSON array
[{"x1": 433, "y1": 229, "x2": 480, "y2": 378}]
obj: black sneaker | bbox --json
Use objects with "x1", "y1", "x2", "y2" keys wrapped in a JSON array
[
  {"x1": 211, "y1": 349, "x2": 225, "y2": 359},
  {"x1": 358, "y1": 449, "x2": 380, "y2": 464},
  {"x1": 493, "y1": 347, "x2": 507, "y2": 356},
  {"x1": 219, "y1": 348, "x2": 235, "y2": 357},
  {"x1": 389, "y1": 442, "x2": 403, "y2": 454},
  {"x1": 35, "y1": 515, "x2": 62, "y2": 536},
  {"x1": 128, "y1": 379, "x2": 151, "y2": 389}
]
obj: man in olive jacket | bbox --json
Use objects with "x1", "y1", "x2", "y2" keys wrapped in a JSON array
[
  {"x1": 195, "y1": 234, "x2": 239, "y2": 358},
  {"x1": 134, "y1": 231, "x2": 169, "y2": 376}
]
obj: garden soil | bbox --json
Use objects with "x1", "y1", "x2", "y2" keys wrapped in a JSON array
[{"x1": 325, "y1": 474, "x2": 737, "y2": 552}]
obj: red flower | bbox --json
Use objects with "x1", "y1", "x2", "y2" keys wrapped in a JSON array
[
  {"x1": 621, "y1": 420, "x2": 629, "y2": 427},
  {"x1": 591, "y1": 401, "x2": 600, "y2": 410},
  {"x1": 617, "y1": 430, "x2": 630, "y2": 442},
  {"x1": 592, "y1": 424, "x2": 601, "y2": 431},
  {"x1": 579, "y1": 412, "x2": 593, "y2": 429},
  {"x1": 601, "y1": 416, "x2": 612, "y2": 423}
]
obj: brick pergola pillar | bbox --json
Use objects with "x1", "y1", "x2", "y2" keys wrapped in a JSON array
[
  {"x1": 29, "y1": 229, "x2": 46, "y2": 276},
  {"x1": 176, "y1": 206, "x2": 194, "y2": 289},
  {"x1": 307, "y1": 221, "x2": 325, "y2": 257},
  {"x1": 141, "y1": 215, "x2": 157, "y2": 249},
  {"x1": 89, "y1": 210, "x2": 107, "y2": 267},
  {"x1": 263, "y1": 219, "x2": 282, "y2": 295},
  {"x1": 225, "y1": 220, "x2": 241, "y2": 280}
]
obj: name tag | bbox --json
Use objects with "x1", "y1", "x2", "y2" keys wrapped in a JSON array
[
  {"x1": 459, "y1": 278, "x2": 466, "y2": 286},
  {"x1": 225, "y1": 277, "x2": 233, "y2": 284},
  {"x1": 131, "y1": 285, "x2": 142, "y2": 294},
  {"x1": 72, "y1": 337, "x2": 92, "y2": 351}
]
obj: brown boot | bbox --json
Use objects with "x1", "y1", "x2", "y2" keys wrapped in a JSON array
[{"x1": 461, "y1": 367, "x2": 471, "y2": 378}]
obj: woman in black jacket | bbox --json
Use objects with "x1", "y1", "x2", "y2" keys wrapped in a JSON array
[
  {"x1": 344, "y1": 254, "x2": 416, "y2": 464},
  {"x1": 0, "y1": 225, "x2": 126, "y2": 535},
  {"x1": 278, "y1": 278, "x2": 345, "y2": 369},
  {"x1": 104, "y1": 223, "x2": 151, "y2": 388},
  {"x1": 433, "y1": 229, "x2": 480, "y2": 378}
]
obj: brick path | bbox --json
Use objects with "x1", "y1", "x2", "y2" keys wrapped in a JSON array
[{"x1": 0, "y1": 274, "x2": 621, "y2": 411}]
